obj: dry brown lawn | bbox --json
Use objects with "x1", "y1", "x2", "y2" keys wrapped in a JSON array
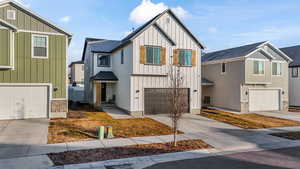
[
  {"x1": 200, "y1": 109, "x2": 300, "y2": 129},
  {"x1": 48, "y1": 104, "x2": 180, "y2": 144}
]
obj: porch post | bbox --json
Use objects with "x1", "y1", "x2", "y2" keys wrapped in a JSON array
[{"x1": 96, "y1": 83, "x2": 102, "y2": 105}]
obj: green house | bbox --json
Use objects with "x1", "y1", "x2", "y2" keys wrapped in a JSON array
[{"x1": 0, "y1": 0, "x2": 72, "y2": 120}]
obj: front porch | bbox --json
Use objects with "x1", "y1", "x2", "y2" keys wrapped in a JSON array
[{"x1": 91, "y1": 71, "x2": 119, "y2": 106}]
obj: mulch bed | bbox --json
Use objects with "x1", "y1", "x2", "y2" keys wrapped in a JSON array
[
  {"x1": 271, "y1": 132, "x2": 300, "y2": 140},
  {"x1": 48, "y1": 139, "x2": 212, "y2": 166}
]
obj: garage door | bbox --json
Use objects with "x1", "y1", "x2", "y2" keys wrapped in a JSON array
[
  {"x1": 0, "y1": 86, "x2": 48, "y2": 120},
  {"x1": 249, "y1": 89, "x2": 280, "y2": 112},
  {"x1": 144, "y1": 88, "x2": 189, "y2": 115}
]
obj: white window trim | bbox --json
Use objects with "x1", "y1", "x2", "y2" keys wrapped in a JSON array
[
  {"x1": 252, "y1": 59, "x2": 265, "y2": 76},
  {"x1": 221, "y1": 63, "x2": 226, "y2": 75},
  {"x1": 31, "y1": 34, "x2": 49, "y2": 59},
  {"x1": 7, "y1": 10, "x2": 16, "y2": 20},
  {"x1": 271, "y1": 61, "x2": 283, "y2": 76}
]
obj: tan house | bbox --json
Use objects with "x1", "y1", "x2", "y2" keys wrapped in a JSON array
[
  {"x1": 69, "y1": 61, "x2": 84, "y2": 85},
  {"x1": 202, "y1": 41, "x2": 292, "y2": 113},
  {"x1": 83, "y1": 9, "x2": 204, "y2": 116}
]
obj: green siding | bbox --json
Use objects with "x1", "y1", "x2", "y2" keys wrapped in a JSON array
[
  {"x1": 0, "y1": 29, "x2": 10, "y2": 66},
  {"x1": 0, "y1": 4, "x2": 61, "y2": 33},
  {"x1": 0, "y1": 32, "x2": 67, "y2": 98}
]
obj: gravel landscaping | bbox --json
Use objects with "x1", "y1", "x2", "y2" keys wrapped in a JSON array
[
  {"x1": 200, "y1": 109, "x2": 300, "y2": 129},
  {"x1": 48, "y1": 139, "x2": 212, "y2": 166}
]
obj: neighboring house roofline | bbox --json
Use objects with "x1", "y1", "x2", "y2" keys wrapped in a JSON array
[
  {"x1": 122, "y1": 9, "x2": 205, "y2": 49},
  {"x1": 202, "y1": 41, "x2": 292, "y2": 65},
  {"x1": 81, "y1": 38, "x2": 104, "y2": 61},
  {"x1": 281, "y1": 45, "x2": 300, "y2": 67},
  {"x1": 69, "y1": 61, "x2": 83, "y2": 68},
  {"x1": 0, "y1": 18, "x2": 17, "y2": 31},
  {"x1": 0, "y1": 0, "x2": 72, "y2": 38}
]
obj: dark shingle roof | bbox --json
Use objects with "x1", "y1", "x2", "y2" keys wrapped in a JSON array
[
  {"x1": 90, "y1": 40, "x2": 122, "y2": 53},
  {"x1": 202, "y1": 41, "x2": 266, "y2": 63},
  {"x1": 91, "y1": 71, "x2": 118, "y2": 81},
  {"x1": 280, "y1": 45, "x2": 300, "y2": 67}
]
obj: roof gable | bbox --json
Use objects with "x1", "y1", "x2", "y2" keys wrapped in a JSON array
[
  {"x1": 0, "y1": 0, "x2": 72, "y2": 37},
  {"x1": 122, "y1": 9, "x2": 205, "y2": 49}
]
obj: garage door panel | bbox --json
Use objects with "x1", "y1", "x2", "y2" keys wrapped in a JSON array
[
  {"x1": 144, "y1": 88, "x2": 189, "y2": 115},
  {"x1": 249, "y1": 89, "x2": 280, "y2": 112},
  {"x1": 0, "y1": 86, "x2": 48, "y2": 120}
]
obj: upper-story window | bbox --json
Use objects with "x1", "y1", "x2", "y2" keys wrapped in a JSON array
[
  {"x1": 253, "y1": 60, "x2": 265, "y2": 75},
  {"x1": 221, "y1": 63, "x2": 226, "y2": 74},
  {"x1": 272, "y1": 62, "x2": 282, "y2": 76},
  {"x1": 146, "y1": 46, "x2": 161, "y2": 65},
  {"x1": 32, "y1": 34, "x2": 48, "y2": 59},
  {"x1": 121, "y1": 49, "x2": 124, "y2": 64},
  {"x1": 97, "y1": 55, "x2": 110, "y2": 67},
  {"x1": 7, "y1": 10, "x2": 16, "y2": 20},
  {"x1": 292, "y1": 67, "x2": 298, "y2": 78},
  {"x1": 179, "y1": 49, "x2": 192, "y2": 66}
]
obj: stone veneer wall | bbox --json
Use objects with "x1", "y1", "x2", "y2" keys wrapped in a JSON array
[{"x1": 50, "y1": 100, "x2": 68, "y2": 118}]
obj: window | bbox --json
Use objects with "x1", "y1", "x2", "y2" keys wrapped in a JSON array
[
  {"x1": 221, "y1": 63, "x2": 226, "y2": 74},
  {"x1": 97, "y1": 55, "x2": 110, "y2": 67},
  {"x1": 146, "y1": 46, "x2": 161, "y2": 65},
  {"x1": 179, "y1": 50, "x2": 192, "y2": 66},
  {"x1": 121, "y1": 49, "x2": 124, "y2": 64},
  {"x1": 7, "y1": 10, "x2": 16, "y2": 20},
  {"x1": 32, "y1": 35, "x2": 48, "y2": 58},
  {"x1": 272, "y1": 62, "x2": 282, "y2": 76},
  {"x1": 253, "y1": 60, "x2": 265, "y2": 75},
  {"x1": 292, "y1": 67, "x2": 298, "y2": 78}
]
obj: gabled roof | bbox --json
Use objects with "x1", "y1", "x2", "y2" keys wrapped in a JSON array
[
  {"x1": 281, "y1": 45, "x2": 300, "y2": 67},
  {"x1": 0, "y1": 18, "x2": 17, "y2": 31},
  {"x1": 0, "y1": 0, "x2": 72, "y2": 37},
  {"x1": 91, "y1": 71, "x2": 118, "y2": 81},
  {"x1": 122, "y1": 9, "x2": 205, "y2": 49},
  {"x1": 202, "y1": 41, "x2": 266, "y2": 63}
]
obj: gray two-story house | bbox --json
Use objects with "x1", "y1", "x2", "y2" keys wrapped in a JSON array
[{"x1": 202, "y1": 41, "x2": 292, "y2": 113}]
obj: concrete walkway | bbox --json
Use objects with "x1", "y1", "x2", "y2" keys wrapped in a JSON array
[
  {"x1": 103, "y1": 107, "x2": 134, "y2": 119},
  {"x1": 0, "y1": 119, "x2": 49, "y2": 159}
]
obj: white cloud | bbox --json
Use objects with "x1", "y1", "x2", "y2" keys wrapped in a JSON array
[
  {"x1": 129, "y1": 0, "x2": 188, "y2": 25},
  {"x1": 59, "y1": 16, "x2": 71, "y2": 23},
  {"x1": 208, "y1": 27, "x2": 217, "y2": 33}
]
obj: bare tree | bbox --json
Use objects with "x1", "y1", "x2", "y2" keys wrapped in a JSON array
[{"x1": 168, "y1": 65, "x2": 187, "y2": 146}]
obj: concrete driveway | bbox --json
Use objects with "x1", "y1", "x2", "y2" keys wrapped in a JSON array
[{"x1": 0, "y1": 119, "x2": 49, "y2": 159}]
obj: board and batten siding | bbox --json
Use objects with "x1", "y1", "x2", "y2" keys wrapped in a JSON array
[
  {"x1": 0, "y1": 32, "x2": 66, "y2": 98},
  {"x1": 0, "y1": 4, "x2": 61, "y2": 34},
  {"x1": 0, "y1": 29, "x2": 10, "y2": 66},
  {"x1": 131, "y1": 12, "x2": 202, "y2": 113}
]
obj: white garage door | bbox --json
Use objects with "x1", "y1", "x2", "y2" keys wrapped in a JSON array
[
  {"x1": 0, "y1": 86, "x2": 48, "y2": 120},
  {"x1": 249, "y1": 89, "x2": 280, "y2": 112}
]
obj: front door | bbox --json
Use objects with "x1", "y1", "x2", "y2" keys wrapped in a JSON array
[{"x1": 101, "y1": 83, "x2": 106, "y2": 102}]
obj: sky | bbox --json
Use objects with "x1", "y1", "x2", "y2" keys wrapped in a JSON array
[{"x1": 8, "y1": 0, "x2": 300, "y2": 63}]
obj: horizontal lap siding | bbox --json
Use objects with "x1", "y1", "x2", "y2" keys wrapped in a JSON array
[
  {"x1": 0, "y1": 32, "x2": 66, "y2": 98},
  {"x1": 0, "y1": 29, "x2": 10, "y2": 66},
  {"x1": 131, "y1": 12, "x2": 201, "y2": 112}
]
